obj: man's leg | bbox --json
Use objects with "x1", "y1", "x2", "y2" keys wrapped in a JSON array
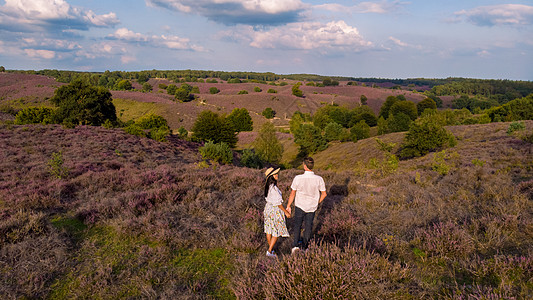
[
  {"x1": 302, "y1": 211, "x2": 316, "y2": 249},
  {"x1": 292, "y1": 207, "x2": 305, "y2": 248}
]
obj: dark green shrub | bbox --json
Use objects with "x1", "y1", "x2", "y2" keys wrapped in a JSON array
[
  {"x1": 378, "y1": 96, "x2": 398, "y2": 119},
  {"x1": 254, "y1": 86, "x2": 262, "y2": 92},
  {"x1": 135, "y1": 114, "x2": 169, "y2": 130},
  {"x1": 238, "y1": 90, "x2": 249, "y2": 95},
  {"x1": 115, "y1": 79, "x2": 132, "y2": 90},
  {"x1": 199, "y1": 141, "x2": 233, "y2": 164},
  {"x1": 192, "y1": 110, "x2": 237, "y2": 148},
  {"x1": 324, "y1": 122, "x2": 345, "y2": 142},
  {"x1": 241, "y1": 149, "x2": 263, "y2": 169},
  {"x1": 417, "y1": 98, "x2": 437, "y2": 115},
  {"x1": 149, "y1": 127, "x2": 170, "y2": 142},
  {"x1": 167, "y1": 84, "x2": 177, "y2": 95},
  {"x1": 209, "y1": 87, "x2": 220, "y2": 94},
  {"x1": 176, "y1": 126, "x2": 188, "y2": 139},
  {"x1": 486, "y1": 94, "x2": 533, "y2": 121},
  {"x1": 267, "y1": 89, "x2": 277, "y2": 93},
  {"x1": 123, "y1": 124, "x2": 146, "y2": 137},
  {"x1": 390, "y1": 100, "x2": 417, "y2": 121},
  {"x1": 142, "y1": 82, "x2": 153, "y2": 92},
  {"x1": 507, "y1": 121, "x2": 526, "y2": 135},
  {"x1": 293, "y1": 123, "x2": 327, "y2": 154},
  {"x1": 387, "y1": 112, "x2": 412, "y2": 132},
  {"x1": 50, "y1": 80, "x2": 117, "y2": 126},
  {"x1": 400, "y1": 116, "x2": 457, "y2": 159},
  {"x1": 227, "y1": 108, "x2": 253, "y2": 132},
  {"x1": 262, "y1": 108, "x2": 275, "y2": 119},
  {"x1": 14, "y1": 107, "x2": 55, "y2": 125},
  {"x1": 350, "y1": 120, "x2": 370, "y2": 142},
  {"x1": 292, "y1": 82, "x2": 303, "y2": 97}
]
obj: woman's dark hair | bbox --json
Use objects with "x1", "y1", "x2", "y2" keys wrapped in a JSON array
[{"x1": 264, "y1": 175, "x2": 278, "y2": 198}]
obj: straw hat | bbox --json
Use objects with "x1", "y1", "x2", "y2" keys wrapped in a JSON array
[{"x1": 264, "y1": 167, "x2": 280, "y2": 178}]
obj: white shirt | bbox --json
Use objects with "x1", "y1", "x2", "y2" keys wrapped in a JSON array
[
  {"x1": 291, "y1": 171, "x2": 326, "y2": 212},
  {"x1": 265, "y1": 184, "x2": 283, "y2": 206}
]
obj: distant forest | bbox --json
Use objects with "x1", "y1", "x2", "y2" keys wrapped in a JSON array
[{"x1": 8, "y1": 68, "x2": 533, "y2": 105}]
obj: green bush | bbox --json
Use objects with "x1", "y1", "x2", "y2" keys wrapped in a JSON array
[
  {"x1": 167, "y1": 84, "x2": 177, "y2": 95},
  {"x1": 149, "y1": 127, "x2": 170, "y2": 142},
  {"x1": 507, "y1": 121, "x2": 526, "y2": 135},
  {"x1": 123, "y1": 124, "x2": 146, "y2": 138},
  {"x1": 486, "y1": 94, "x2": 533, "y2": 121},
  {"x1": 400, "y1": 116, "x2": 457, "y2": 159},
  {"x1": 227, "y1": 108, "x2": 253, "y2": 132},
  {"x1": 176, "y1": 126, "x2": 188, "y2": 139},
  {"x1": 292, "y1": 82, "x2": 303, "y2": 97},
  {"x1": 350, "y1": 120, "x2": 370, "y2": 142},
  {"x1": 387, "y1": 112, "x2": 412, "y2": 132},
  {"x1": 192, "y1": 110, "x2": 237, "y2": 148},
  {"x1": 293, "y1": 123, "x2": 328, "y2": 154},
  {"x1": 262, "y1": 108, "x2": 275, "y2": 119},
  {"x1": 135, "y1": 114, "x2": 169, "y2": 130},
  {"x1": 324, "y1": 122, "x2": 345, "y2": 142},
  {"x1": 199, "y1": 141, "x2": 233, "y2": 164},
  {"x1": 267, "y1": 89, "x2": 277, "y2": 93},
  {"x1": 48, "y1": 151, "x2": 69, "y2": 179},
  {"x1": 14, "y1": 107, "x2": 55, "y2": 125},
  {"x1": 240, "y1": 149, "x2": 263, "y2": 169},
  {"x1": 209, "y1": 87, "x2": 220, "y2": 94},
  {"x1": 254, "y1": 86, "x2": 262, "y2": 92},
  {"x1": 51, "y1": 80, "x2": 117, "y2": 126},
  {"x1": 238, "y1": 90, "x2": 249, "y2": 95},
  {"x1": 142, "y1": 82, "x2": 153, "y2": 92}
]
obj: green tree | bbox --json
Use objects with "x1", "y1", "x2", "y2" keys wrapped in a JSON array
[
  {"x1": 262, "y1": 107, "x2": 275, "y2": 119},
  {"x1": 377, "y1": 116, "x2": 388, "y2": 135},
  {"x1": 390, "y1": 100, "x2": 418, "y2": 121},
  {"x1": 115, "y1": 79, "x2": 132, "y2": 90},
  {"x1": 378, "y1": 96, "x2": 398, "y2": 119},
  {"x1": 350, "y1": 105, "x2": 377, "y2": 127},
  {"x1": 253, "y1": 122, "x2": 283, "y2": 164},
  {"x1": 324, "y1": 122, "x2": 346, "y2": 142},
  {"x1": 167, "y1": 84, "x2": 177, "y2": 95},
  {"x1": 387, "y1": 112, "x2": 412, "y2": 132},
  {"x1": 192, "y1": 110, "x2": 237, "y2": 148},
  {"x1": 400, "y1": 116, "x2": 457, "y2": 159},
  {"x1": 293, "y1": 124, "x2": 328, "y2": 154},
  {"x1": 417, "y1": 98, "x2": 437, "y2": 115},
  {"x1": 350, "y1": 120, "x2": 370, "y2": 141},
  {"x1": 50, "y1": 80, "x2": 117, "y2": 126},
  {"x1": 292, "y1": 82, "x2": 304, "y2": 97},
  {"x1": 360, "y1": 95, "x2": 368, "y2": 105},
  {"x1": 142, "y1": 82, "x2": 153, "y2": 92},
  {"x1": 227, "y1": 108, "x2": 253, "y2": 132},
  {"x1": 0, "y1": 66, "x2": 5, "y2": 72}
]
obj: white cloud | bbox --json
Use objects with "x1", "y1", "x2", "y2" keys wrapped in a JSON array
[
  {"x1": 146, "y1": 0, "x2": 308, "y2": 25},
  {"x1": 228, "y1": 21, "x2": 372, "y2": 53},
  {"x1": 455, "y1": 4, "x2": 533, "y2": 27},
  {"x1": 24, "y1": 49, "x2": 56, "y2": 59},
  {"x1": 316, "y1": 1, "x2": 406, "y2": 14},
  {"x1": 108, "y1": 28, "x2": 206, "y2": 52},
  {"x1": 0, "y1": 0, "x2": 119, "y2": 32}
]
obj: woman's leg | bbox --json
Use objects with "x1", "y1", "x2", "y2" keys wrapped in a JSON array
[
  {"x1": 266, "y1": 233, "x2": 272, "y2": 248},
  {"x1": 268, "y1": 236, "x2": 278, "y2": 253}
]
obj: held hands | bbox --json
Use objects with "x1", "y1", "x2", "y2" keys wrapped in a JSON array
[{"x1": 285, "y1": 206, "x2": 292, "y2": 218}]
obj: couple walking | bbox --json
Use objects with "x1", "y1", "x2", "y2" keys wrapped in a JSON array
[{"x1": 263, "y1": 157, "x2": 327, "y2": 257}]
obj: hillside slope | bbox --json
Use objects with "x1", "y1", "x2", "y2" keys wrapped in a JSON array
[{"x1": 1, "y1": 122, "x2": 531, "y2": 298}]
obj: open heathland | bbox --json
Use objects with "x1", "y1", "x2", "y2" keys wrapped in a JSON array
[{"x1": 0, "y1": 120, "x2": 531, "y2": 298}]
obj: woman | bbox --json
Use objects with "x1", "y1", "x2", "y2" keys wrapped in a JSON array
[{"x1": 263, "y1": 167, "x2": 290, "y2": 257}]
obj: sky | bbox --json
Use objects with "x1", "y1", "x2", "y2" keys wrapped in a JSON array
[{"x1": 0, "y1": 0, "x2": 532, "y2": 80}]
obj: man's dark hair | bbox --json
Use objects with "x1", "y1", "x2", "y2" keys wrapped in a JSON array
[{"x1": 303, "y1": 157, "x2": 314, "y2": 170}]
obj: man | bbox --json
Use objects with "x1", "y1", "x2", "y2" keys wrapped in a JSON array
[{"x1": 286, "y1": 157, "x2": 327, "y2": 253}]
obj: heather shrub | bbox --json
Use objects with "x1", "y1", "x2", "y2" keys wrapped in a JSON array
[
  {"x1": 400, "y1": 116, "x2": 457, "y2": 159},
  {"x1": 413, "y1": 221, "x2": 475, "y2": 260},
  {"x1": 14, "y1": 107, "x2": 55, "y2": 125},
  {"x1": 260, "y1": 243, "x2": 412, "y2": 299},
  {"x1": 199, "y1": 141, "x2": 233, "y2": 164}
]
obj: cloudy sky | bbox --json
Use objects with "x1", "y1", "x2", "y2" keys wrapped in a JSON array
[{"x1": 0, "y1": 0, "x2": 532, "y2": 80}]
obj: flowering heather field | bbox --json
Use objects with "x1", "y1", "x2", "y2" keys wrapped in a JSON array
[
  {"x1": 0, "y1": 73, "x2": 61, "y2": 107},
  {"x1": 1, "y1": 121, "x2": 531, "y2": 298}
]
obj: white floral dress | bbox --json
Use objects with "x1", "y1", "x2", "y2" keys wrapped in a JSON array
[{"x1": 264, "y1": 184, "x2": 289, "y2": 237}]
